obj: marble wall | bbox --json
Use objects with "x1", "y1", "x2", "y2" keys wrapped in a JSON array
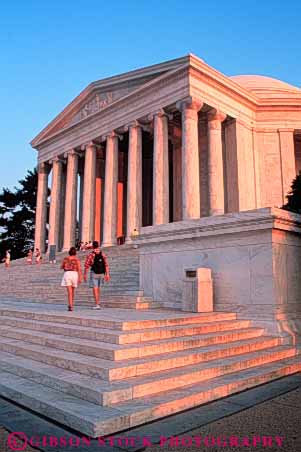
[{"x1": 137, "y1": 208, "x2": 301, "y2": 340}]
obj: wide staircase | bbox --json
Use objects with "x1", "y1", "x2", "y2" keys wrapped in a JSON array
[
  {"x1": 0, "y1": 302, "x2": 299, "y2": 437},
  {"x1": 0, "y1": 247, "x2": 158, "y2": 309}
]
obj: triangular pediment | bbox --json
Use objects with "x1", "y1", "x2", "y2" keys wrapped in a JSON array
[
  {"x1": 50, "y1": 83, "x2": 144, "y2": 134},
  {"x1": 31, "y1": 55, "x2": 190, "y2": 147}
]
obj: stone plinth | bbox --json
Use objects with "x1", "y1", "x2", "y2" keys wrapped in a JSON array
[{"x1": 183, "y1": 267, "x2": 213, "y2": 312}]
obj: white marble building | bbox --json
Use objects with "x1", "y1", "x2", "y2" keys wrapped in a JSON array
[{"x1": 31, "y1": 54, "x2": 301, "y2": 337}]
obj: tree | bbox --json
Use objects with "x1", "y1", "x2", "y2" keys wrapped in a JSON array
[
  {"x1": 282, "y1": 173, "x2": 301, "y2": 214},
  {"x1": 0, "y1": 169, "x2": 40, "y2": 260}
]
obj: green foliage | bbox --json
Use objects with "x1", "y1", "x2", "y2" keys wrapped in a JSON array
[
  {"x1": 0, "y1": 169, "x2": 39, "y2": 260},
  {"x1": 282, "y1": 173, "x2": 301, "y2": 214}
]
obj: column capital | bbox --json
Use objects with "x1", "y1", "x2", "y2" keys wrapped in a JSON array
[
  {"x1": 48, "y1": 156, "x2": 65, "y2": 165},
  {"x1": 80, "y1": 141, "x2": 97, "y2": 151},
  {"x1": 278, "y1": 128, "x2": 295, "y2": 133},
  {"x1": 124, "y1": 120, "x2": 144, "y2": 132},
  {"x1": 208, "y1": 109, "x2": 227, "y2": 126},
  {"x1": 148, "y1": 109, "x2": 173, "y2": 122},
  {"x1": 63, "y1": 149, "x2": 81, "y2": 159},
  {"x1": 101, "y1": 131, "x2": 123, "y2": 141},
  {"x1": 176, "y1": 96, "x2": 203, "y2": 113},
  {"x1": 37, "y1": 162, "x2": 50, "y2": 174}
]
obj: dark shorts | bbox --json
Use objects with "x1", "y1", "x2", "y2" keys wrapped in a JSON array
[{"x1": 89, "y1": 271, "x2": 105, "y2": 288}]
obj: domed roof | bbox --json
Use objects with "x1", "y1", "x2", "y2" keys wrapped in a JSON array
[{"x1": 230, "y1": 75, "x2": 301, "y2": 99}]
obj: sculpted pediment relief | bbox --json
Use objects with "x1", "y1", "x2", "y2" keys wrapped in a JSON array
[
  {"x1": 68, "y1": 87, "x2": 132, "y2": 127},
  {"x1": 70, "y1": 92, "x2": 114, "y2": 124}
]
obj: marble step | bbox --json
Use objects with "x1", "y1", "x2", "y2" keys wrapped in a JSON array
[
  {"x1": 0, "y1": 357, "x2": 299, "y2": 437},
  {"x1": 0, "y1": 298, "x2": 159, "y2": 309},
  {"x1": 0, "y1": 276, "x2": 140, "y2": 284},
  {"x1": 0, "y1": 268, "x2": 139, "y2": 276},
  {"x1": 2, "y1": 288, "x2": 143, "y2": 294},
  {"x1": 99, "y1": 301, "x2": 160, "y2": 310},
  {"x1": 4, "y1": 285, "x2": 141, "y2": 294},
  {"x1": 1, "y1": 292, "x2": 147, "y2": 300},
  {"x1": 0, "y1": 317, "x2": 252, "y2": 344},
  {"x1": 0, "y1": 335, "x2": 284, "y2": 381},
  {"x1": 0, "y1": 346, "x2": 296, "y2": 406},
  {"x1": 0, "y1": 308, "x2": 237, "y2": 330},
  {"x1": 1, "y1": 267, "x2": 139, "y2": 274},
  {"x1": 7, "y1": 274, "x2": 137, "y2": 280},
  {"x1": 1, "y1": 296, "x2": 154, "y2": 306},
  {"x1": 44, "y1": 296, "x2": 154, "y2": 304},
  {"x1": 0, "y1": 326, "x2": 265, "y2": 360}
]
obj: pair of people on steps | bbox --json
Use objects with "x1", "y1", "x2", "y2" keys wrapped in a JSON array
[
  {"x1": 61, "y1": 241, "x2": 110, "y2": 311},
  {"x1": 26, "y1": 248, "x2": 42, "y2": 265}
]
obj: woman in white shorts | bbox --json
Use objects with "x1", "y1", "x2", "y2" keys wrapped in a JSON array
[
  {"x1": 4, "y1": 250, "x2": 11, "y2": 268},
  {"x1": 61, "y1": 247, "x2": 83, "y2": 311}
]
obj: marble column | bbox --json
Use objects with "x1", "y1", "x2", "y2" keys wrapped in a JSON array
[
  {"x1": 59, "y1": 167, "x2": 67, "y2": 251},
  {"x1": 48, "y1": 157, "x2": 63, "y2": 248},
  {"x1": 62, "y1": 150, "x2": 79, "y2": 250},
  {"x1": 102, "y1": 132, "x2": 119, "y2": 247},
  {"x1": 34, "y1": 162, "x2": 49, "y2": 253},
  {"x1": 126, "y1": 121, "x2": 142, "y2": 241},
  {"x1": 81, "y1": 142, "x2": 96, "y2": 243},
  {"x1": 278, "y1": 128, "x2": 296, "y2": 203},
  {"x1": 177, "y1": 97, "x2": 203, "y2": 220},
  {"x1": 153, "y1": 110, "x2": 169, "y2": 225},
  {"x1": 94, "y1": 154, "x2": 102, "y2": 244},
  {"x1": 78, "y1": 164, "x2": 84, "y2": 241},
  {"x1": 171, "y1": 128, "x2": 182, "y2": 221},
  {"x1": 208, "y1": 109, "x2": 227, "y2": 215}
]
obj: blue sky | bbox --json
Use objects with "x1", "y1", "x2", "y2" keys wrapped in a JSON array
[{"x1": 0, "y1": 0, "x2": 300, "y2": 189}]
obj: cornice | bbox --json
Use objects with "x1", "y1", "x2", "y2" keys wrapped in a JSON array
[
  {"x1": 188, "y1": 55, "x2": 301, "y2": 113},
  {"x1": 32, "y1": 53, "x2": 301, "y2": 155},
  {"x1": 134, "y1": 207, "x2": 301, "y2": 245},
  {"x1": 188, "y1": 62, "x2": 259, "y2": 108}
]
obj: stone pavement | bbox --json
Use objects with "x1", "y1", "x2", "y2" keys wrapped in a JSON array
[
  {"x1": 146, "y1": 388, "x2": 301, "y2": 452},
  {"x1": 0, "y1": 374, "x2": 300, "y2": 452}
]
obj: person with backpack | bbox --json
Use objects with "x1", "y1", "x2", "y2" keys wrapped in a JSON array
[{"x1": 84, "y1": 241, "x2": 110, "y2": 309}]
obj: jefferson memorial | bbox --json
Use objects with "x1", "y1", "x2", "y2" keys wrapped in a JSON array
[
  {"x1": 31, "y1": 54, "x2": 301, "y2": 335},
  {"x1": 0, "y1": 54, "x2": 300, "y2": 437}
]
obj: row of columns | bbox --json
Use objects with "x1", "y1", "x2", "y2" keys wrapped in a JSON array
[{"x1": 34, "y1": 97, "x2": 227, "y2": 252}]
